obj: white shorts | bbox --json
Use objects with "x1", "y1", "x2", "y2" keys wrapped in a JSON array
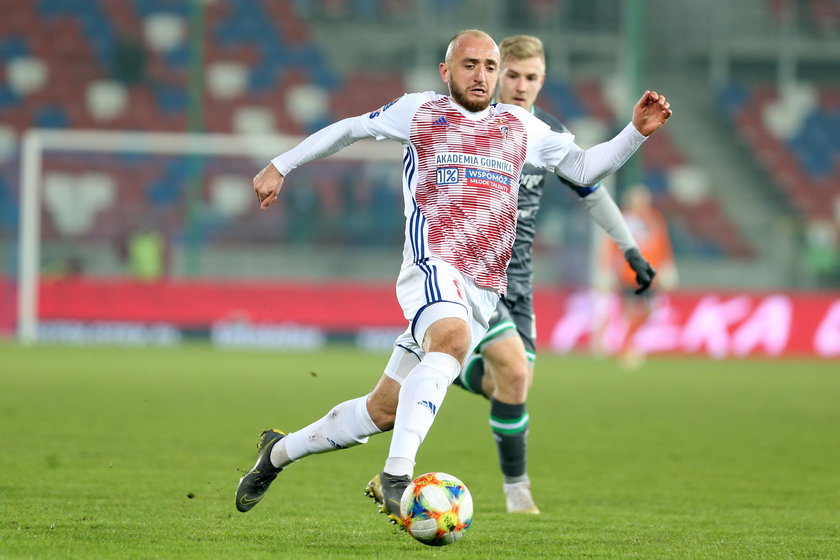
[{"x1": 383, "y1": 259, "x2": 500, "y2": 384}]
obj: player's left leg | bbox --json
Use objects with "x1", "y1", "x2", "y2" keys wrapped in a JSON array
[
  {"x1": 452, "y1": 297, "x2": 540, "y2": 513},
  {"x1": 452, "y1": 301, "x2": 513, "y2": 397},
  {"x1": 236, "y1": 391, "x2": 386, "y2": 513},
  {"x1": 236, "y1": 348, "x2": 414, "y2": 513}
]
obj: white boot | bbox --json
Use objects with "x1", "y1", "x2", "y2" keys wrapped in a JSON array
[{"x1": 504, "y1": 481, "x2": 540, "y2": 514}]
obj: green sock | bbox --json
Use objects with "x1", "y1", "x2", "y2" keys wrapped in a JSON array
[
  {"x1": 489, "y1": 399, "x2": 529, "y2": 478},
  {"x1": 452, "y1": 354, "x2": 487, "y2": 397}
]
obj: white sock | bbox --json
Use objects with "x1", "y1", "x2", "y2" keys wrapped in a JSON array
[
  {"x1": 271, "y1": 395, "x2": 380, "y2": 468},
  {"x1": 385, "y1": 352, "x2": 461, "y2": 476},
  {"x1": 384, "y1": 456, "x2": 415, "y2": 478}
]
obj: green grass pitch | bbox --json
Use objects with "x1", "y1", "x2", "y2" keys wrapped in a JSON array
[{"x1": 1, "y1": 343, "x2": 838, "y2": 559}]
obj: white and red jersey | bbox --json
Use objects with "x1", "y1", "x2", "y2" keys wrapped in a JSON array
[
  {"x1": 394, "y1": 94, "x2": 552, "y2": 293},
  {"x1": 272, "y1": 91, "x2": 645, "y2": 294}
]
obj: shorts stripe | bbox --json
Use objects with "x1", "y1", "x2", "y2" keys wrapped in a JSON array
[
  {"x1": 410, "y1": 203, "x2": 429, "y2": 287},
  {"x1": 396, "y1": 343, "x2": 421, "y2": 361},
  {"x1": 420, "y1": 261, "x2": 440, "y2": 303},
  {"x1": 413, "y1": 208, "x2": 423, "y2": 264},
  {"x1": 479, "y1": 321, "x2": 516, "y2": 346}
]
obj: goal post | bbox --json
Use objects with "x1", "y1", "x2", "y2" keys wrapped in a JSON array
[{"x1": 16, "y1": 127, "x2": 402, "y2": 344}]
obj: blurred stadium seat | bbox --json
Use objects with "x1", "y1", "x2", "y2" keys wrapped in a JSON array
[
  {"x1": 2, "y1": 0, "x2": 838, "y2": 289},
  {"x1": 721, "y1": 82, "x2": 840, "y2": 221}
]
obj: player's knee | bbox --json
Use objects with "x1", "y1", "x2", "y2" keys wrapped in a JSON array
[
  {"x1": 490, "y1": 358, "x2": 532, "y2": 403},
  {"x1": 425, "y1": 320, "x2": 471, "y2": 362},
  {"x1": 492, "y1": 362, "x2": 531, "y2": 401},
  {"x1": 444, "y1": 339, "x2": 471, "y2": 364}
]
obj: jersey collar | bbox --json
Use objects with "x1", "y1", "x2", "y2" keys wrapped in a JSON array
[{"x1": 491, "y1": 98, "x2": 536, "y2": 115}]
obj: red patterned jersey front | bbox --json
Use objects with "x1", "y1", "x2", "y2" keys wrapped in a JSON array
[{"x1": 407, "y1": 97, "x2": 527, "y2": 292}]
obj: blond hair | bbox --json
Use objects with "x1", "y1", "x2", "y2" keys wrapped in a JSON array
[{"x1": 499, "y1": 35, "x2": 545, "y2": 67}]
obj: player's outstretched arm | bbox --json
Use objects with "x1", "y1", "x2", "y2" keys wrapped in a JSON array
[
  {"x1": 252, "y1": 94, "x2": 419, "y2": 211},
  {"x1": 253, "y1": 114, "x2": 376, "y2": 211},
  {"x1": 632, "y1": 90, "x2": 672, "y2": 137},
  {"x1": 253, "y1": 163, "x2": 285, "y2": 210},
  {"x1": 575, "y1": 187, "x2": 655, "y2": 293},
  {"x1": 575, "y1": 186, "x2": 635, "y2": 252}
]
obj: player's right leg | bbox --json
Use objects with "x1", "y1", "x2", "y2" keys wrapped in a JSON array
[
  {"x1": 365, "y1": 344, "x2": 423, "y2": 525},
  {"x1": 369, "y1": 316, "x2": 470, "y2": 525},
  {"x1": 367, "y1": 261, "x2": 499, "y2": 525}
]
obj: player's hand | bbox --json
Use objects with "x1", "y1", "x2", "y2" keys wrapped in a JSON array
[
  {"x1": 624, "y1": 247, "x2": 656, "y2": 294},
  {"x1": 632, "y1": 90, "x2": 672, "y2": 136},
  {"x1": 253, "y1": 163, "x2": 285, "y2": 210}
]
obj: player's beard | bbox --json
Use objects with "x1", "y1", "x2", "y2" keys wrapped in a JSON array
[{"x1": 449, "y1": 81, "x2": 492, "y2": 113}]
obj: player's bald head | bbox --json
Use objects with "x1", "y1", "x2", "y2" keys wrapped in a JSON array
[{"x1": 444, "y1": 29, "x2": 498, "y2": 65}]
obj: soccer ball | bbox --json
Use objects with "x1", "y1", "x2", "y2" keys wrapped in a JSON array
[{"x1": 399, "y1": 472, "x2": 473, "y2": 546}]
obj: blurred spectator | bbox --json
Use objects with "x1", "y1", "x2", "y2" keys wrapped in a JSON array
[
  {"x1": 803, "y1": 220, "x2": 839, "y2": 287},
  {"x1": 599, "y1": 184, "x2": 678, "y2": 368},
  {"x1": 127, "y1": 227, "x2": 166, "y2": 281}
]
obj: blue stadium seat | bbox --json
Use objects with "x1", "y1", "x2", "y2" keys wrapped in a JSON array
[
  {"x1": 304, "y1": 116, "x2": 336, "y2": 134},
  {"x1": 717, "y1": 83, "x2": 749, "y2": 117},
  {"x1": 131, "y1": 0, "x2": 158, "y2": 16},
  {"x1": 826, "y1": 111, "x2": 840, "y2": 149},
  {"x1": 155, "y1": 86, "x2": 188, "y2": 114},
  {"x1": 36, "y1": 0, "x2": 90, "y2": 16},
  {"x1": 0, "y1": 37, "x2": 29, "y2": 61},
  {"x1": 87, "y1": 32, "x2": 115, "y2": 70},
  {"x1": 133, "y1": 0, "x2": 189, "y2": 17},
  {"x1": 668, "y1": 219, "x2": 723, "y2": 258},
  {"x1": 0, "y1": 85, "x2": 20, "y2": 109},
  {"x1": 249, "y1": 57, "x2": 281, "y2": 91},
  {"x1": 789, "y1": 117, "x2": 837, "y2": 179},
  {"x1": 0, "y1": 176, "x2": 16, "y2": 226},
  {"x1": 164, "y1": 45, "x2": 190, "y2": 68},
  {"x1": 351, "y1": 0, "x2": 382, "y2": 18},
  {"x1": 543, "y1": 81, "x2": 585, "y2": 120},
  {"x1": 307, "y1": 65, "x2": 341, "y2": 91},
  {"x1": 641, "y1": 169, "x2": 669, "y2": 195},
  {"x1": 146, "y1": 159, "x2": 193, "y2": 207},
  {"x1": 35, "y1": 106, "x2": 69, "y2": 128},
  {"x1": 799, "y1": 149, "x2": 834, "y2": 179},
  {"x1": 292, "y1": 0, "x2": 317, "y2": 19},
  {"x1": 284, "y1": 44, "x2": 325, "y2": 67}
]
